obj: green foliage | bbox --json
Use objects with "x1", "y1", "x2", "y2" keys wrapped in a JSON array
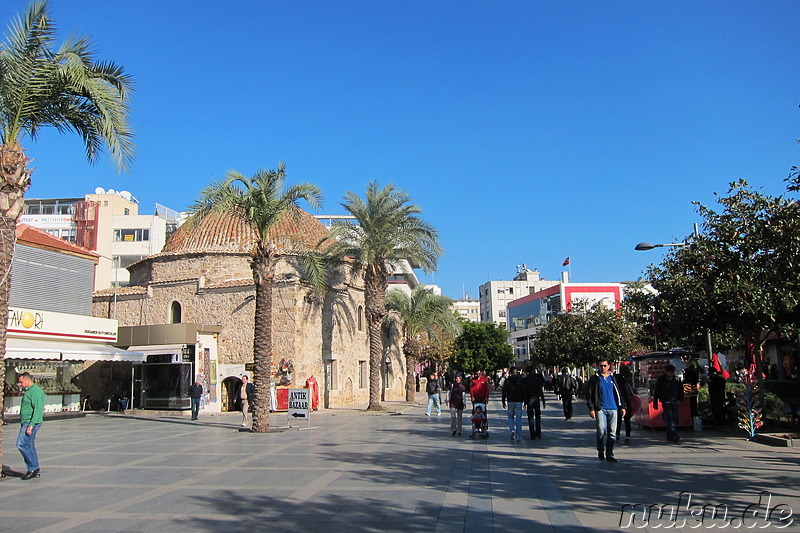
[
  {"x1": 531, "y1": 301, "x2": 637, "y2": 368},
  {"x1": 452, "y1": 321, "x2": 514, "y2": 372},
  {"x1": 0, "y1": 0, "x2": 135, "y2": 171},
  {"x1": 647, "y1": 178, "x2": 800, "y2": 350}
]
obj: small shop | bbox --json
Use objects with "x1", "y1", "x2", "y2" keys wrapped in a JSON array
[
  {"x1": 631, "y1": 350, "x2": 696, "y2": 429},
  {"x1": 118, "y1": 323, "x2": 221, "y2": 412},
  {"x1": 3, "y1": 307, "x2": 145, "y2": 416}
]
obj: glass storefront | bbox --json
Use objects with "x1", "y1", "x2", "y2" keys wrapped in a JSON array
[{"x1": 3, "y1": 359, "x2": 84, "y2": 416}]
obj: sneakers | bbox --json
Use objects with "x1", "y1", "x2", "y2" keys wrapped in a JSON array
[
  {"x1": 452, "y1": 431, "x2": 457, "y2": 436},
  {"x1": 673, "y1": 434, "x2": 681, "y2": 444},
  {"x1": 437, "y1": 412, "x2": 442, "y2": 416},
  {"x1": 598, "y1": 452, "x2": 605, "y2": 460},
  {"x1": 606, "y1": 456, "x2": 618, "y2": 463},
  {"x1": 624, "y1": 437, "x2": 630, "y2": 444},
  {"x1": 425, "y1": 412, "x2": 430, "y2": 417},
  {"x1": 510, "y1": 431, "x2": 516, "y2": 440}
]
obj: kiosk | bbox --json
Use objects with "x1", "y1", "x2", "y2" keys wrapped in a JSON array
[{"x1": 631, "y1": 350, "x2": 695, "y2": 429}]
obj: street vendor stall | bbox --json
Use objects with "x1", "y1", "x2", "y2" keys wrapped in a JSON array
[{"x1": 631, "y1": 350, "x2": 695, "y2": 429}]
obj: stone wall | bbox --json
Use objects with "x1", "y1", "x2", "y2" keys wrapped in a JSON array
[{"x1": 93, "y1": 252, "x2": 406, "y2": 409}]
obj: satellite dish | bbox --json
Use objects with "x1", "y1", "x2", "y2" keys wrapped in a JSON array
[
  {"x1": 119, "y1": 191, "x2": 132, "y2": 200},
  {"x1": 107, "y1": 188, "x2": 116, "y2": 195},
  {"x1": 94, "y1": 187, "x2": 105, "y2": 194}
]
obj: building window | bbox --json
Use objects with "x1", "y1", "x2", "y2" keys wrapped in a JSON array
[
  {"x1": 61, "y1": 229, "x2": 77, "y2": 243},
  {"x1": 358, "y1": 360, "x2": 367, "y2": 388},
  {"x1": 170, "y1": 301, "x2": 182, "y2": 324},
  {"x1": 357, "y1": 306, "x2": 364, "y2": 331},
  {"x1": 326, "y1": 359, "x2": 339, "y2": 390},
  {"x1": 114, "y1": 228, "x2": 149, "y2": 242},
  {"x1": 124, "y1": 208, "x2": 130, "y2": 215}
]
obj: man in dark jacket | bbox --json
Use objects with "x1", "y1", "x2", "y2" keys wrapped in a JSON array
[
  {"x1": 502, "y1": 367, "x2": 525, "y2": 441},
  {"x1": 556, "y1": 368, "x2": 578, "y2": 420},
  {"x1": 522, "y1": 367, "x2": 546, "y2": 439},
  {"x1": 653, "y1": 364, "x2": 684, "y2": 443},
  {"x1": 236, "y1": 375, "x2": 255, "y2": 427},
  {"x1": 425, "y1": 372, "x2": 442, "y2": 416},
  {"x1": 188, "y1": 379, "x2": 204, "y2": 420},
  {"x1": 587, "y1": 359, "x2": 626, "y2": 462}
]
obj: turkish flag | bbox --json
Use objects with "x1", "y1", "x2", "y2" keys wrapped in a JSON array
[{"x1": 562, "y1": 257, "x2": 570, "y2": 266}]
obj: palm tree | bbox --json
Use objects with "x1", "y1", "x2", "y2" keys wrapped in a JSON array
[
  {"x1": 0, "y1": 1, "x2": 134, "y2": 470},
  {"x1": 386, "y1": 286, "x2": 461, "y2": 402},
  {"x1": 323, "y1": 182, "x2": 442, "y2": 410},
  {"x1": 189, "y1": 164, "x2": 321, "y2": 432}
]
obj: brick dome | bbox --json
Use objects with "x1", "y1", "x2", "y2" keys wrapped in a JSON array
[{"x1": 162, "y1": 207, "x2": 330, "y2": 255}]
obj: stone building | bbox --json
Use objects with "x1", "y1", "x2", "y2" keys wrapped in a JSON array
[{"x1": 92, "y1": 208, "x2": 406, "y2": 413}]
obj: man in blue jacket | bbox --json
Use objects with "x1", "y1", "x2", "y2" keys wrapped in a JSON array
[{"x1": 587, "y1": 359, "x2": 626, "y2": 462}]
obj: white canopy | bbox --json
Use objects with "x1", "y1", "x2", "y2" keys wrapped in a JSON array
[{"x1": 6, "y1": 338, "x2": 146, "y2": 362}]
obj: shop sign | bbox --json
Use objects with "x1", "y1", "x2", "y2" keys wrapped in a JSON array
[
  {"x1": 287, "y1": 388, "x2": 310, "y2": 421},
  {"x1": 8, "y1": 306, "x2": 117, "y2": 342}
]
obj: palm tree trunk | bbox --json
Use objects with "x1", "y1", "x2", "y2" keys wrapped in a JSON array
[
  {"x1": 365, "y1": 267, "x2": 387, "y2": 411},
  {"x1": 0, "y1": 142, "x2": 30, "y2": 472},
  {"x1": 405, "y1": 353, "x2": 417, "y2": 403},
  {"x1": 250, "y1": 251, "x2": 275, "y2": 432},
  {"x1": 0, "y1": 215, "x2": 14, "y2": 470}
]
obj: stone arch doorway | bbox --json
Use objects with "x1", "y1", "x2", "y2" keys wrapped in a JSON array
[{"x1": 221, "y1": 376, "x2": 242, "y2": 412}]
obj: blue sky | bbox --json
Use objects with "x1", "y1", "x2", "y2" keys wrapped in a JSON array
[{"x1": 2, "y1": 1, "x2": 798, "y2": 299}]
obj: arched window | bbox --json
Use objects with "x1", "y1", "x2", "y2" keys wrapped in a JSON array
[
  {"x1": 170, "y1": 301, "x2": 182, "y2": 324},
  {"x1": 357, "y1": 305, "x2": 364, "y2": 331}
]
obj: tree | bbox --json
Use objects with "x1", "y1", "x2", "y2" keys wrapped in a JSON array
[
  {"x1": 385, "y1": 286, "x2": 461, "y2": 402},
  {"x1": 647, "y1": 178, "x2": 800, "y2": 363},
  {"x1": 0, "y1": 1, "x2": 134, "y2": 470},
  {"x1": 531, "y1": 301, "x2": 637, "y2": 368},
  {"x1": 189, "y1": 164, "x2": 321, "y2": 432},
  {"x1": 323, "y1": 182, "x2": 442, "y2": 410},
  {"x1": 452, "y1": 321, "x2": 515, "y2": 372}
]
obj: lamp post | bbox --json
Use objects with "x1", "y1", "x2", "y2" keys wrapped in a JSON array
[{"x1": 635, "y1": 224, "x2": 713, "y2": 357}]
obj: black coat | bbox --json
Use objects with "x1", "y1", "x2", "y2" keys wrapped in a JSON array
[
  {"x1": 236, "y1": 382, "x2": 255, "y2": 403},
  {"x1": 188, "y1": 383, "x2": 203, "y2": 399}
]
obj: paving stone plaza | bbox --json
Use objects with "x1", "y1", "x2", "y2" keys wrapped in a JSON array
[{"x1": 1, "y1": 391, "x2": 799, "y2": 532}]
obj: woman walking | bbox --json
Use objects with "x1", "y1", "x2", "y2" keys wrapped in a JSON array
[{"x1": 448, "y1": 375, "x2": 466, "y2": 436}]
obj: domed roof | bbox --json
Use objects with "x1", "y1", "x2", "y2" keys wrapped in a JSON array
[{"x1": 162, "y1": 207, "x2": 330, "y2": 255}]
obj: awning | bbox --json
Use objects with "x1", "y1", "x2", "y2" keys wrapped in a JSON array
[
  {"x1": 6, "y1": 338, "x2": 146, "y2": 362},
  {"x1": 126, "y1": 344, "x2": 186, "y2": 356}
]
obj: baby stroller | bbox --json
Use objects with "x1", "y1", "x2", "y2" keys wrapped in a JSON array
[{"x1": 469, "y1": 403, "x2": 489, "y2": 439}]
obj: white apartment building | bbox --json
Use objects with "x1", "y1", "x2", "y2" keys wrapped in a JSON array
[
  {"x1": 453, "y1": 297, "x2": 479, "y2": 322},
  {"x1": 21, "y1": 189, "x2": 185, "y2": 290},
  {"x1": 478, "y1": 265, "x2": 559, "y2": 327}
]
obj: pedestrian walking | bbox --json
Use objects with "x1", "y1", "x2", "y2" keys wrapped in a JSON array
[
  {"x1": 16, "y1": 372, "x2": 45, "y2": 480},
  {"x1": 587, "y1": 359, "x2": 626, "y2": 462},
  {"x1": 653, "y1": 364, "x2": 684, "y2": 443},
  {"x1": 615, "y1": 375, "x2": 637, "y2": 444},
  {"x1": 236, "y1": 375, "x2": 255, "y2": 427},
  {"x1": 469, "y1": 369, "x2": 490, "y2": 406},
  {"x1": 189, "y1": 379, "x2": 204, "y2": 420},
  {"x1": 501, "y1": 367, "x2": 525, "y2": 440},
  {"x1": 522, "y1": 367, "x2": 546, "y2": 439},
  {"x1": 425, "y1": 372, "x2": 442, "y2": 416},
  {"x1": 448, "y1": 375, "x2": 466, "y2": 436},
  {"x1": 557, "y1": 367, "x2": 578, "y2": 420}
]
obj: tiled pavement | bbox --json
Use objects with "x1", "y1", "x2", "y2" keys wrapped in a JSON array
[{"x1": 1, "y1": 392, "x2": 799, "y2": 532}]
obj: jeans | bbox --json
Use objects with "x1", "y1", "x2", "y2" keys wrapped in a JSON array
[
  {"x1": 427, "y1": 393, "x2": 442, "y2": 415},
  {"x1": 191, "y1": 397, "x2": 201, "y2": 419},
  {"x1": 450, "y1": 408, "x2": 463, "y2": 434},
  {"x1": 662, "y1": 402, "x2": 679, "y2": 440},
  {"x1": 595, "y1": 408, "x2": 618, "y2": 456},
  {"x1": 17, "y1": 423, "x2": 42, "y2": 471},
  {"x1": 616, "y1": 406, "x2": 632, "y2": 439},
  {"x1": 526, "y1": 402, "x2": 542, "y2": 437},
  {"x1": 507, "y1": 402, "x2": 523, "y2": 438}
]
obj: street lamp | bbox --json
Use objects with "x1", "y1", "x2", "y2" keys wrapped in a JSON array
[
  {"x1": 634, "y1": 223, "x2": 713, "y2": 357},
  {"x1": 634, "y1": 242, "x2": 686, "y2": 251}
]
